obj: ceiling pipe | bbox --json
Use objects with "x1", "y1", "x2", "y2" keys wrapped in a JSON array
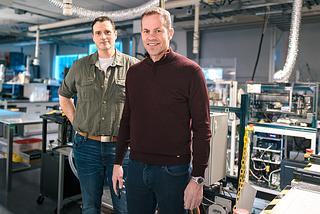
[
  {"x1": 165, "y1": 0, "x2": 195, "y2": 9},
  {"x1": 29, "y1": 18, "x2": 89, "y2": 31},
  {"x1": 193, "y1": 2, "x2": 200, "y2": 54},
  {"x1": 34, "y1": 29, "x2": 40, "y2": 65}
]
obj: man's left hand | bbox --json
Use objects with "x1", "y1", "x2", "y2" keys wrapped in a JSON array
[{"x1": 184, "y1": 179, "x2": 203, "y2": 210}]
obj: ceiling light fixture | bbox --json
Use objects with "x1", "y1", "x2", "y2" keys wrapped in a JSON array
[{"x1": 63, "y1": 0, "x2": 72, "y2": 16}]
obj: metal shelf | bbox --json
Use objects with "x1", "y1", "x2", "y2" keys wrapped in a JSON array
[
  {"x1": 252, "y1": 147, "x2": 282, "y2": 153},
  {"x1": 255, "y1": 136, "x2": 283, "y2": 141},
  {"x1": 251, "y1": 157, "x2": 281, "y2": 165}
]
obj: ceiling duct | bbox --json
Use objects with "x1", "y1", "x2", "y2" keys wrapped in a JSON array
[
  {"x1": 45, "y1": 0, "x2": 160, "y2": 21},
  {"x1": 273, "y1": 0, "x2": 303, "y2": 82}
]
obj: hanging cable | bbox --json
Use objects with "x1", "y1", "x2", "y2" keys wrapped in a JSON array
[{"x1": 251, "y1": 6, "x2": 271, "y2": 81}]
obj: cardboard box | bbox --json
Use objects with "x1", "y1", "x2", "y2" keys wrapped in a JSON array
[
  {"x1": 20, "y1": 149, "x2": 41, "y2": 165},
  {"x1": 20, "y1": 149, "x2": 41, "y2": 160},
  {"x1": 18, "y1": 74, "x2": 30, "y2": 84},
  {"x1": 21, "y1": 157, "x2": 41, "y2": 164}
]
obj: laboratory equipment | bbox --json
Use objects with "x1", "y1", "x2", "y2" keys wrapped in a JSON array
[
  {"x1": 207, "y1": 80, "x2": 240, "y2": 176},
  {"x1": 247, "y1": 82, "x2": 320, "y2": 127}
]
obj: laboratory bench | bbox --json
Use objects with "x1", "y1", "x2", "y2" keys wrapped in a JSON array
[
  {"x1": 0, "y1": 99, "x2": 59, "y2": 136},
  {"x1": 0, "y1": 109, "x2": 44, "y2": 191}
]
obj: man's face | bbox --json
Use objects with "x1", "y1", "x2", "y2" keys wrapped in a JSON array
[
  {"x1": 92, "y1": 21, "x2": 117, "y2": 52},
  {"x1": 141, "y1": 14, "x2": 174, "y2": 62}
]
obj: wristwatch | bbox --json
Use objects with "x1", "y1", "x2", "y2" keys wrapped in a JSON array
[{"x1": 191, "y1": 176, "x2": 205, "y2": 185}]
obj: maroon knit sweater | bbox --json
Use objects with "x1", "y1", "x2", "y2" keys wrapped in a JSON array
[{"x1": 114, "y1": 48, "x2": 211, "y2": 177}]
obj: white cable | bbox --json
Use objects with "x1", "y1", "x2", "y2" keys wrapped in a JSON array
[
  {"x1": 68, "y1": 147, "x2": 78, "y2": 179},
  {"x1": 251, "y1": 158, "x2": 266, "y2": 171},
  {"x1": 259, "y1": 145, "x2": 273, "y2": 159},
  {"x1": 249, "y1": 168, "x2": 264, "y2": 180}
]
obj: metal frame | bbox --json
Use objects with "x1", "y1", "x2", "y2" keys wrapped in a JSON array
[{"x1": 210, "y1": 94, "x2": 249, "y2": 187}]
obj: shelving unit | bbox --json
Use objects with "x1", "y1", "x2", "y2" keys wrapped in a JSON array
[
  {"x1": 249, "y1": 132, "x2": 284, "y2": 191},
  {"x1": 252, "y1": 135, "x2": 284, "y2": 159},
  {"x1": 251, "y1": 158, "x2": 281, "y2": 165}
]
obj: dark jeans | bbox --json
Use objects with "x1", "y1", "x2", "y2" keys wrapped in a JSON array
[
  {"x1": 73, "y1": 133, "x2": 129, "y2": 214},
  {"x1": 126, "y1": 158, "x2": 191, "y2": 214}
]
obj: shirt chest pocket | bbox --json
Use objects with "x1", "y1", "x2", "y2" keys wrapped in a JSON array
[
  {"x1": 79, "y1": 79, "x2": 94, "y2": 102},
  {"x1": 114, "y1": 79, "x2": 125, "y2": 103}
]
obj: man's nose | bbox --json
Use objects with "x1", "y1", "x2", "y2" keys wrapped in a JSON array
[{"x1": 148, "y1": 31, "x2": 156, "y2": 39}]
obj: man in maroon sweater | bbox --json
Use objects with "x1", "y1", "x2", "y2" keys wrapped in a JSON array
[{"x1": 112, "y1": 7, "x2": 211, "y2": 214}]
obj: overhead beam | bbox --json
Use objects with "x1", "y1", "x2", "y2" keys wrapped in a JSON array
[{"x1": 0, "y1": 0, "x2": 12, "y2": 7}]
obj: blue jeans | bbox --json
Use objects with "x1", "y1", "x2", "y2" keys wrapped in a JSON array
[
  {"x1": 126, "y1": 158, "x2": 191, "y2": 214},
  {"x1": 73, "y1": 133, "x2": 129, "y2": 214}
]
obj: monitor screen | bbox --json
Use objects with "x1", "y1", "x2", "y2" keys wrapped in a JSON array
[{"x1": 202, "y1": 68, "x2": 223, "y2": 81}]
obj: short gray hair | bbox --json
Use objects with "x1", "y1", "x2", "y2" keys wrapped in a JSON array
[{"x1": 141, "y1": 7, "x2": 172, "y2": 32}]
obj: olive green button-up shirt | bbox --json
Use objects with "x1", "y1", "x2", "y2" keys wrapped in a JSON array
[{"x1": 58, "y1": 49, "x2": 139, "y2": 137}]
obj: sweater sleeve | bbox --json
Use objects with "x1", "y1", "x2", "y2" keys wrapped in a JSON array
[
  {"x1": 188, "y1": 66, "x2": 212, "y2": 177},
  {"x1": 114, "y1": 75, "x2": 131, "y2": 165}
]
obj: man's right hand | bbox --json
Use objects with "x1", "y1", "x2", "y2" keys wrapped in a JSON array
[{"x1": 112, "y1": 164, "x2": 124, "y2": 195}]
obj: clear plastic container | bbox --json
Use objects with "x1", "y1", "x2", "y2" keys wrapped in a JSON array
[{"x1": 0, "y1": 138, "x2": 42, "y2": 156}]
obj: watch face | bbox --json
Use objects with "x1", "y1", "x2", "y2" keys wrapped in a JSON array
[{"x1": 198, "y1": 177, "x2": 204, "y2": 184}]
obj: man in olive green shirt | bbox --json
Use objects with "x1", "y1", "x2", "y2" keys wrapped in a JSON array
[{"x1": 58, "y1": 16, "x2": 139, "y2": 214}]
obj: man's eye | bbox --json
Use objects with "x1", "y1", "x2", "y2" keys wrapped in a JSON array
[
  {"x1": 157, "y1": 30, "x2": 161, "y2": 33},
  {"x1": 144, "y1": 30, "x2": 149, "y2": 34}
]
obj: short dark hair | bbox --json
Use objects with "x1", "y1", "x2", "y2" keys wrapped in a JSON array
[
  {"x1": 141, "y1": 7, "x2": 172, "y2": 32},
  {"x1": 91, "y1": 16, "x2": 116, "y2": 34}
]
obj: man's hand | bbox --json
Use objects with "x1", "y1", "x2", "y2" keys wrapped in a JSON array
[
  {"x1": 112, "y1": 164, "x2": 124, "y2": 195},
  {"x1": 184, "y1": 179, "x2": 203, "y2": 210}
]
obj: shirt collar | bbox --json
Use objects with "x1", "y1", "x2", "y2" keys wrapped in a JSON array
[
  {"x1": 90, "y1": 48, "x2": 124, "y2": 67},
  {"x1": 145, "y1": 47, "x2": 175, "y2": 64}
]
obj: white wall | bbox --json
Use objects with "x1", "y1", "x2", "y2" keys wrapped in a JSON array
[
  {"x1": 200, "y1": 27, "x2": 273, "y2": 83},
  {"x1": 290, "y1": 22, "x2": 320, "y2": 82},
  {"x1": 171, "y1": 28, "x2": 187, "y2": 57}
]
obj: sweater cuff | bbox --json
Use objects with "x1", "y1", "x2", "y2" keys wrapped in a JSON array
[
  {"x1": 113, "y1": 158, "x2": 124, "y2": 166},
  {"x1": 191, "y1": 164, "x2": 207, "y2": 178}
]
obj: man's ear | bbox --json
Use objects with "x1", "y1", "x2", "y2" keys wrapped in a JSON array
[{"x1": 169, "y1": 28, "x2": 174, "y2": 40}]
